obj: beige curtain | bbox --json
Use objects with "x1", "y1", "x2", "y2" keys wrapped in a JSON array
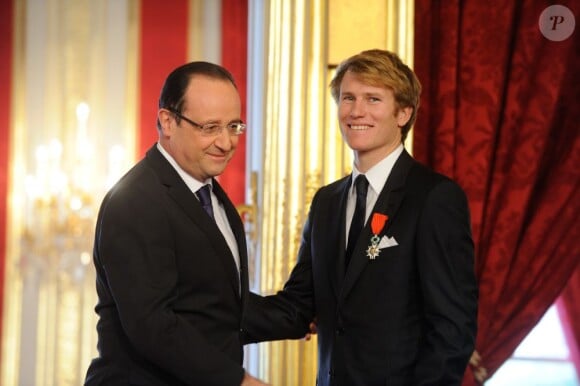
[{"x1": 2, "y1": 1, "x2": 138, "y2": 385}]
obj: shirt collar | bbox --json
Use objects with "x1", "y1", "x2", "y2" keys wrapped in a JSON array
[
  {"x1": 351, "y1": 144, "x2": 404, "y2": 195},
  {"x1": 156, "y1": 142, "x2": 212, "y2": 193}
]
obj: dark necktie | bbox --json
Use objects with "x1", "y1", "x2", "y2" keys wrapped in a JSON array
[
  {"x1": 196, "y1": 184, "x2": 214, "y2": 220},
  {"x1": 345, "y1": 174, "x2": 368, "y2": 268}
]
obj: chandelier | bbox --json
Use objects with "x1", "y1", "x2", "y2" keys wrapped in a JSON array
[{"x1": 17, "y1": 102, "x2": 126, "y2": 386}]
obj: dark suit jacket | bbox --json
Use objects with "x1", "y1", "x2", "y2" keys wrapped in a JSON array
[
  {"x1": 85, "y1": 145, "x2": 251, "y2": 385},
  {"x1": 245, "y1": 150, "x2": 478, "y2": 386}
]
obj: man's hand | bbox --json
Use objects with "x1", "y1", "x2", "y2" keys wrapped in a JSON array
[
  {"x1": 304, "y1": 317, "x2": 318, "y2": 341},
  {"x1": 241, "y1": 372, "x2": 270, "y2": 386}
]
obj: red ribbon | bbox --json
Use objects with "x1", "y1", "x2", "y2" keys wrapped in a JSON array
[{"x1": 370, "y1": 213, "x2": 388, "y2": 235}]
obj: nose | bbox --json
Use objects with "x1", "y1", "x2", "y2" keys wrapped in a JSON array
[
  {"x1": 213, "y1": 128, "x2": 235, "y2": 151},
  {"x1": 349, "y1": 99, "x2": 366, "y2": 118}
]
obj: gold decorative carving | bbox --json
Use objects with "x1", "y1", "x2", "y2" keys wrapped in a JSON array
[
  {"x1": 236, "y1": 171, "x2": 258, "y2": 244},
  {"x1": 236, "y1": 171, "x2": 259, "y2": 287}
]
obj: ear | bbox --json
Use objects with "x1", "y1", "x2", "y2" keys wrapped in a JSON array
[
  {"x1": 396, "y1": 107, "x2": 413, "y2": 127},
  {"x1": 158, "y1": 109, "x2": 174, "y2": 136}
]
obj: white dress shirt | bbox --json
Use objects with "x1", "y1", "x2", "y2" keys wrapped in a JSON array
[{"x1": 345, "y1": 144, "x2": 404, "y2": 241}]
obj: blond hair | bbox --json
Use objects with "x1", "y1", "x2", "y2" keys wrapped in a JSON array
[{"x1": 329, "y1": 49, "x2": 421, "y2": 142}]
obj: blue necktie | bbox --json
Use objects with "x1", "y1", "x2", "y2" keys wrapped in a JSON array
[
  {"x1": 196, "y1": 184, "x2": 214, "y2": 220},
  {"x1": 345, "y1": 175, "x2": 368, "y2": 268}
]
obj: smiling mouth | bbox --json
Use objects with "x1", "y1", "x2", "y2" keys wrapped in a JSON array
[
  {"x1": 349, "y1": 124, "x2": 371, "y2": 131},
  {"x1": 207, "y1": 152, "x2": 228, "y2": 160}
]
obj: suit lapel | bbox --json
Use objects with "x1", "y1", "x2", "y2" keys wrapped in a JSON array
[
  {"x1": 145, "y1": 146, "x2": 243, "y2": 299},
  {"x1": 213, "y1": 181, "x2": 248, "y2": 300},
  {"x1": 371, "y1": 150, "x2": 414, "y2": 232},
  {"x1": 340, "y1": 150, "x2": 415, "y2": 300}
]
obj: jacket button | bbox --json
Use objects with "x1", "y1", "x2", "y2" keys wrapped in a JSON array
[{"x1": 336, "y1": 327, "x2": 344, "y2": 335}]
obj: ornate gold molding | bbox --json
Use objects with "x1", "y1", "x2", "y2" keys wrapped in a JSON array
[{"x1": 236, "y1": 171, "x2": 258, "y2": 245}]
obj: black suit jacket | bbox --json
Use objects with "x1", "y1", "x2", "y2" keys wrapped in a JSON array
[
  {"x1": 85, "y1": 145, "x2": 250, "y2": 385},
  {"x1": 245, "y1": 150, "x2": 478, "y2": 386}
]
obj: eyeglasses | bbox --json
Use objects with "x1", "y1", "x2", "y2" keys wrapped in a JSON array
[{"x1": 166, "y1": 108, "x2": 246, "y2": 136}]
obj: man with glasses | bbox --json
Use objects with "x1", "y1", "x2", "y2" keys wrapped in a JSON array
[{"x1": 84, "y1": 62, "x2": 308, "y2": 386}]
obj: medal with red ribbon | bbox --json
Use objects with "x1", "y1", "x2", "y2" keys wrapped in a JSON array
[{"x1": 366, "y1": 213, "x2": 388, "y2": 259}]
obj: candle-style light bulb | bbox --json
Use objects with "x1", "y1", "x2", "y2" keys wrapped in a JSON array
[{"x1": 76, "y1": 102, "x2": 90, "y2": 124}]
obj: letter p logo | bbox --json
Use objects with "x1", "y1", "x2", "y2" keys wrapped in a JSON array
[
  {"x1": 550, "y1": 15, "x2": 565, "y2": 30},
  {"x1": 539, "y1": 5, "x2": 575, "y2": 41}
]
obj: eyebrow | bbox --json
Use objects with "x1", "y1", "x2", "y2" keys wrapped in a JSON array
[
  {"x1": 340, "y1": 91, "x2": 383, "y2": 97},
  {"x1": 198, "y1": 118, "x2": 244, "y2": 124}
]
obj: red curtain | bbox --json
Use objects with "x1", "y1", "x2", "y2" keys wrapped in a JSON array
[
  {"x1": 218, "y1": 0, "x2": 248, "y2": 206},
  {"x1": 137, "y1": 1, "x2": 189, "y2": 157},
  {"x1": 413, "y1": 1, "x2": 580, "y2": 384}
]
